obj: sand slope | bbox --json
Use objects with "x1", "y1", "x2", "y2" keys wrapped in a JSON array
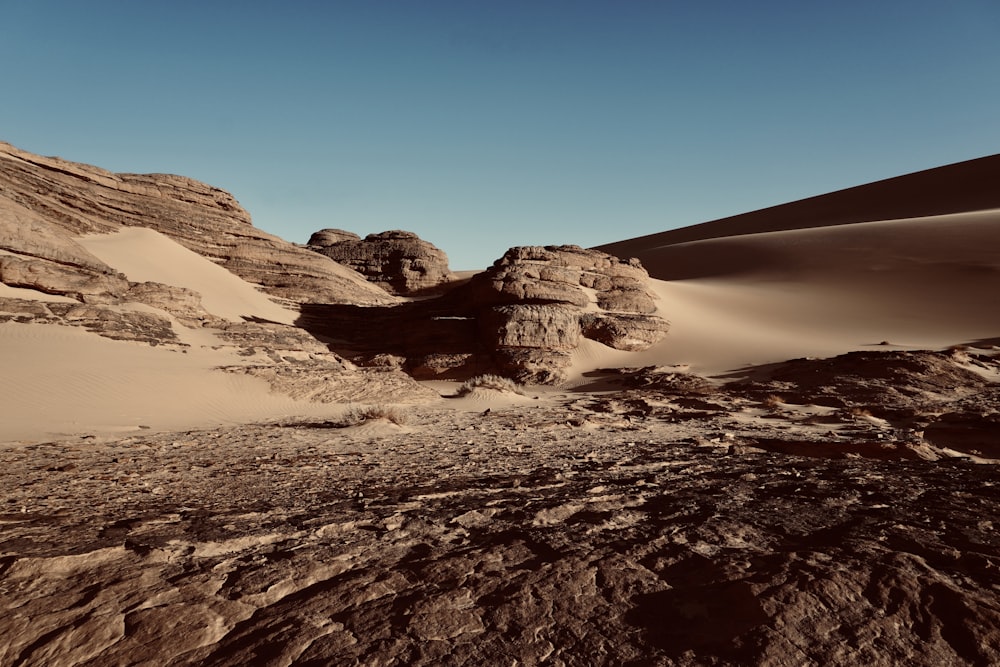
[
  {"x1": 0, "y1": 322, "x2": 336, "y2": 441},
  {"x1": 575, "y1": 209, "x2": 1000, "y2": 376},
  {"x1": 78, "y1": 227, "x2": 298, "y2": 324}
]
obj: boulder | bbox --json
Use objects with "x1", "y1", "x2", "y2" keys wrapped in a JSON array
[
  {"x1": 581, "y1": 313, "x2": 670, "y2": 351},
  {"x1": 460, "y1": 245, "x2": 668, "y2": 382},
  {"x1": 308, "y1": 229, "x2": 455, "y2": 295},
  {"x1": 481, "y1": 304, "x2": 582, "y2": 350},
  {"x1": 124, "y1": 282, "x2": 211, "y2": 325},
  {"x1": 307, "y1": 228, "x2": 361, "y2": 246}
]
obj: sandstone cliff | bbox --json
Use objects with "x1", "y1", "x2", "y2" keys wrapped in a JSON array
[{"x1": 0, "y1": 141, "x2": 394, "y2": 306}]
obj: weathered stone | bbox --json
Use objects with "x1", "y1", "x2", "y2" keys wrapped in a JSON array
[
  {"x1": 0, "y1": 255, "x2": 129, "y2": 302},
  {"x1": 0, "y1": 203, "x2": 111, "y2": 272},
  {"x1": 596, "y1": 288, "x2": 657, "y2": 314},
  {"x1": 492, "y1": 347, "x2": 574, "y2": 384},
  {"x1": 307, "y1": 228, "x2": 361, "y2": 247},
  {"x1": 297, "y1": 244, "x2": 668, "y2": 384},
  {"x1": 125, "y1": 282, "x2": 209, "y2": 325},
  {"x1": 47, "y1": 303, "x2": 180, "y2": 345},
  {"x1": 0, "y1": 297, "x2": 54, "y2": 318},
  {"x1": 0, "y1": 141, "x2": 395, "y2": 305},
  {"x1": 309, "y1": 229, "x2": 455, "y2": 295},
  {"x1": 581, "y1": 313, "x2": 670, "y2": 351},
  {"x1": 481, "y1": 304, "x2": 582, "y2": 350}
]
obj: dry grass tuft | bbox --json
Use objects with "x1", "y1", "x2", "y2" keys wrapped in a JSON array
[
  {"x1": 762, "y1": 394, "x2": 785, "y2": 410},
  {"x1": 339, "y1": 404, "x2": 409, "y2": 426},
  {"x1": 455, "y1": 374, "x2": 526, "y2": 397}
]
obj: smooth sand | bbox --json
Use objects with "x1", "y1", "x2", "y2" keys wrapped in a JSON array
[
  {"x1": 1, "y1": 230, "x2": 332, "y2": 442},
  {"x1": 78, "y1": 227, "x2": 299, "y2": 324},
  {"x1": 572, "y1": 209, "x2": 1000, "y2": 377}
]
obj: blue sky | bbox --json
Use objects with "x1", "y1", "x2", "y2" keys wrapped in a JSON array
[{"x1": 2, "y1": 1, "x2": 998, "y2": 269}]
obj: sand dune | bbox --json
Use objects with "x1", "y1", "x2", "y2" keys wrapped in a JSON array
[
  {"x1": 78, "y1": 227, "x2": 298, "y2": 324},
  {"x1": 596, "y1": 153, "x2": 1000, "y2": 256},
  {"x1": 571, "y1": 209, "x2": 1000, "y2": 376}
]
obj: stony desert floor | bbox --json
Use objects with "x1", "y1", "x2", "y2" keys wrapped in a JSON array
[{"x1": 3, "y1": 363, "x2": 999, "y2": 666}]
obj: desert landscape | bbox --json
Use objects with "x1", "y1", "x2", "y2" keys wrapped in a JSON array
[{"x1": 2, "y1": 141, "x2": 1000, "y2": 665}]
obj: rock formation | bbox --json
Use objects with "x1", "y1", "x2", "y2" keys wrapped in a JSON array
[
  {"x1": 308, "y1": 228, "x2": 455, "y2": 295},
  {"x1": 463, "y1": 245, "x2": 667, "y2": 381},
  {"x1": 0, "y1": 141, "x2": 432, "y2": 403},
  {"x1": 299, "y1": 244, "x2": 668, "y2": 383},
  {"x1": 0, "y1": 142, "x2": 394, "y2": 306}
]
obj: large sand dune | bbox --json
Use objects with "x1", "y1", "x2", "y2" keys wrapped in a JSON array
[{"x1": 578, "y1": 209, "x2": 1000, "y2": 375}]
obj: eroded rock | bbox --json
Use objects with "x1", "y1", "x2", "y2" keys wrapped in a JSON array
[
  {"x1": 298, "y1": 245, "x2": 668, "y2": 383},
  {"x1": 308, "y1": 228, "x2": 455, "y2": 295},
  {"x1": 0, "y1": 141, "x2": 394, "y2": 305}
]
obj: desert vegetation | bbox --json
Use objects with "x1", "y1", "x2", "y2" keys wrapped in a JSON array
[{"x1": 454, "y1": 373, "x2": 527, "y2": 396}]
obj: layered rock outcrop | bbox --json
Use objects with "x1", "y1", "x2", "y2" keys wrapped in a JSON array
[
  {"x1": 299, "y1": 245, "x2": 668, "y2": 383},
  {"x1": 458, "y1": 245, "x2": 667, "y2": 381},
  {"x1": 0, "y1": 142, "x2": 394, "y2": 306},
  {"x1": 308, "y1": 228, "x2": 455, "y2": 295},
  {"x1": 0, "y1": 141, "x2": 436, "y2": 404}
]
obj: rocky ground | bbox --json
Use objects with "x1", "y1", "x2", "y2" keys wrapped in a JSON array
[{"x1": 3, "y1": 356, "x2": 999, "y2": 666}]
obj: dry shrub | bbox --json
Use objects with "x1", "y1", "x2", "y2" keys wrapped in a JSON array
[
  {"x1": 762, "y1": 395, "x2": 785, "y2": 410},
  {"x1": 456, "y1": 374, "x2": 525, "y2": 396},
  {"x1": 339, "y1": 404, "x2": 408, "y2": 426}
]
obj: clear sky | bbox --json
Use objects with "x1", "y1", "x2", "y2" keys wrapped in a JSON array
[{"x1": 2, "y1": 1, "x2": 998, "y2": 269}]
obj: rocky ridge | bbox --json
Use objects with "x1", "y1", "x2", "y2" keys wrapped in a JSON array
[{"x1": 0, "y1": 141, "x2": 394, "y2": 306}]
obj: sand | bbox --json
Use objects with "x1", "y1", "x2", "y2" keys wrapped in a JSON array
[
  {"x1": 78, "y1": 227, "x2": 299, "y2": 324},
  {"x1": 4, "y1": 208, "x2": 1000, "y2": 441},
  {"x1": 1, "y1": 230, "x2": 343, "y2": 442},
  {"x1": 572, "y1": 209, "x2": 1000, "y2": 376}
]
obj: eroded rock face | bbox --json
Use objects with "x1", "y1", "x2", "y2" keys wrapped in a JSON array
[
  {"x1": 299, "y1": 245, "x2": 668, "y2": 384},
  {"x1": 461, "y1": 245, "x2": 668, "y2": 382},
  {"x1": 0, "y1": 142, "x2": 394, "y2": 305},
  {"x1": 308, "y1": 228, "x2": 455, "y2": 295}
]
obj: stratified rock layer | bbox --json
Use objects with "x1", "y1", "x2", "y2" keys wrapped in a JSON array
[
  {"x1": 308, "y1": 228, "x2": 455, "y2": 295},
  {"x1": 299, "y1": 245, "x2": 668, "y2": 383},
  {"x1": 0, "y1": 142, "x2": 394, "y2": 306}
]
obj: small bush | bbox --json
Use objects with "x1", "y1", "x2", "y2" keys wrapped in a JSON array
[
  {"x1": 762, "y1": 394, "x2": 784, "y2": 410},
  {"x1": 455, "y1": 374, "x2": 525, "y2": 396},
  {"x1": 339, "y1": 404, "x2": 408, "y2": 426}
]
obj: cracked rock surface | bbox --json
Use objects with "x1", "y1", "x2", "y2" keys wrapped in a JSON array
[{"x1": 3, "y1": 358, "x2": 999, "y2": 666}]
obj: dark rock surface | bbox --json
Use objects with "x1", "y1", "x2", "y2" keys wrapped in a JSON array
[
  {"x1": 3, "y1": 365, "x2": 999, "y2": 665},
  {"x1": 308, "y1": 228, "x2": 455, "y2": 295}
]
